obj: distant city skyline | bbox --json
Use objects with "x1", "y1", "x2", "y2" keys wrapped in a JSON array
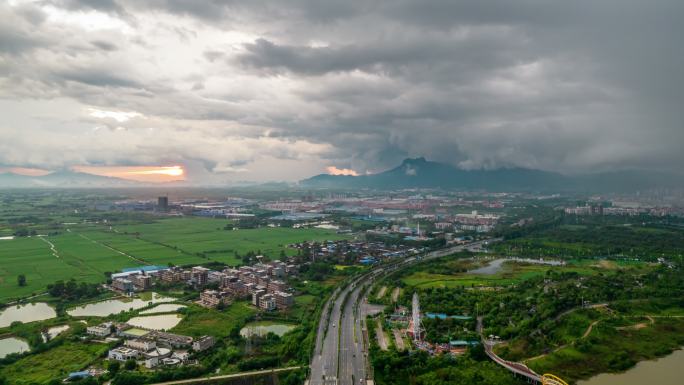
[{"x1": 1, "y1": 1, "x2": 683, "y2": 183}]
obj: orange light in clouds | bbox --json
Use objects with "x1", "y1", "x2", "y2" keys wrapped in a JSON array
[
  {"x1": 326, "y1": 166, "x2": 359, "y2": 176},
  {"x1": 0, "y1": 167, "x2": 51, "y2": 176},
  {"x1": 126, "y1": 166, "x2": 184, "y2": 177},
  {"x1": 73, "y1": 166, "x2": 186, "y2": 182}
]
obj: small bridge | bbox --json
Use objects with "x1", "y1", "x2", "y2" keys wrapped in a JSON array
[
  {"x1": 484, "y1": 340, "x2": 541, "y2": 383},
  {"x1": 478, "y1": 317, "x2": 567, "y2": 385}
]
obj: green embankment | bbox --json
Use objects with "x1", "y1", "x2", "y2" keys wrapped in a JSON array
[{"x1": 1, "y1": 341, "x2": 110, "y2": 384}]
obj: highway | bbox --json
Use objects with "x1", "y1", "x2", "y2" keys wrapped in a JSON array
[{"x1": 308, "y1": 239, "x2": 495, "y2": 385}]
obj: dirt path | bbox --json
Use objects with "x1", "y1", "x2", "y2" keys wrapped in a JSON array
[
  {"x1": 376, "y1": 286, "x2": 387, "y2": 300},
  {"x1": 393, "y1": 329, "x2": 405, "y2": 351},
  {"x1": 525, "y1": 320, "x2": 601, "y2": 363},
  {"x1": 524, "y1": 313, "x2": 678, "y2": 364},
  {"x1": 37, "y1": 235, "x2": 61, "y2": 259},
  {"x1": 583, "y1": 320, "x2": 600, "y2": 338},
  {"x1": 391, "y1": 287, "x2": 401, "y2": 302},
  {"x1": 618, "y1": 315, "x2": 655, "y2": 331},
  {"x1": 553, "y1": 303, "x2": 609, "y2": 322},
  {"x1": 76, "y1": 232, "x2": 148, "y2": 265},
  {"x1": 376, "y1": 319, "x2": 388, "y2": 350}
]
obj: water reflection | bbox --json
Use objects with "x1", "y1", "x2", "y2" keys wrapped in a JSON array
[
  {"x1": 0, "y1": 337, "x2": 30, "y2": 358},
  {"x1": 0, "y1": 303, "x2": 56, "y2": 328},
  {"x1": 126, "y1": 314, "x2": 183, "y2": 330},
  {"x1": 578, "y1": 349, "x2": 684, "y2": 385},
  {"x1": 67, "y1": 293, "x2": 174, "y2": 317},
  {"x1": 42, "y1": 325, "x2": 70, "y2": 342},
  {"x1": 240, "y1": 322, "x2": 296, "y2": 338}
]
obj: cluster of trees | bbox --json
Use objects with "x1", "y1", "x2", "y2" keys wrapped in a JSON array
[
  {"x1": 366, "y1": 232, "x2": 447, "y2": 249},
  {"x1": 421, "y1": 317, "x2": 479, "y2": 344},
  {"x1": 300, "y1": 261, "x2": 334, "y2": 281},
  {"x1": 412, "y1": 262, "x2": 683, "y2": 350},
  {"x1": 12, "y1": 227, "x2": 37, "y2": 237},
  {"x1": 47, "y1": 279, "x2": 102, "y2": 300},
  {"x1": 495, "y1": 212, "x2": 684, "y2": 260},
  {"x1": 111, "y1": 365, "x2": 208, "y2": 385},
  {"x1": 371, "y1": 347, "x2": 523, "y2": 385}
]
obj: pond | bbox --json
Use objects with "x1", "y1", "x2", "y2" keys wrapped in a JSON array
[
  {"x1": 66, "y1": 293, "x2": 174, "y2": 317},
  {"x1": 0, "y1": 302, "x2": 57, "y2": 328},
  {"x1": 139, "y1": 304, "x2": 186, "y2": 314},
  {"x1": 0, "y1": 337, "x2": 30, "y2": 358},
  {"x1": 469, "y1": 257, "x2": 563, "y2": 275},
  {"x1": 240, "y1": 322, "x2": 296, "y2": 338},
  {"x1": 126, "y1": 314, "x2": 183, "y2": 331},
  {"x1": 469, "y1": 258, "x2": 507, "y2": 275},
  {"x1": 578, "y1": 349, "x2": 684, "y2": 385},
  {"x1": 42, "y1": 325, "x2": 70, "y2": 342}
]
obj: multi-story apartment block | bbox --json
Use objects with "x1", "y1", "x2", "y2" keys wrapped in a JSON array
[
  {"x1": 108, "y1": 347, "x2": 140, "y2": 361},
  {"x1": 161, "y1": 269, "x2": 182, "y2": 283},
  {"x1": 125, "y1": 338, "x2": 156, "y2": 351},
  {"x1": 192, "y1": 336, "x2": 215, "y2": 352},
  {"x1": 112, "y1": 278, "x2": 134, "y2": 293},
  {"x1": 252, "y1": 289, "x2": 267, "y2": 306},
  {"x1": 132, "y1": 274, "x2": 151, "y2": 290},
  {"x1": 259, "y1": 294, "x2": 276, "y2": 311},
  {"x1": 267, "y1": 280, "x2": 288, "y2": 293},
  {"x1": 274, "y1": 291, "x2": 294, "y2": 309},
  {"x1": 191, "y1": 266, "x2": 210, "y2": 286},
  {"x1": 199, "y1": 290, "x2": 232, "y2": 308},
  {"x1": 257, "y1": 275, "x2": 270, "y2": 286},
  {"x1": 87, "y1": 322, "x2": 113, "y2": 337}
]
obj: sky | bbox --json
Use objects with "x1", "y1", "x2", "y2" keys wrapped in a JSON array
[{"x1": 1, "y1": 1, "x2": 682, "y2": 183}]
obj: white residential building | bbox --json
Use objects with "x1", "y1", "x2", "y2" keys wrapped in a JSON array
[{"x1": 108, "y1": 347, "x2": 140, "y2": 361}]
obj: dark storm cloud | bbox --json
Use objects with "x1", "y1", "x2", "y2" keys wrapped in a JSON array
[
  {"x1": 55, "y1": 68, "x2": 143, "y2": 89},
  {"x1": 57, "y1": 0, "x2": 127, "y2": 15},
  {"x1": 0, "y1": 26, "x2": 44, "y2": 54},
  {"x1": 1, "y1": 0, "x2": 683, "y2": 179},
  {"x1": 236, "y1": 36, "x2": 522, "y2": 77},
  {"x1": 90, "y1": 40, "x2": 118, "y2": 51}
]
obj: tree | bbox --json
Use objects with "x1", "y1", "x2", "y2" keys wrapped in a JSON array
[
  {"x1": 124, "y1": 359, "x2": 137, "y2": 370},
  {"x1": 112, "y1": 372, "x2": 147, "y2": 385},
  {"x1": 108, "y1": 360, "x2": 120, "y2": 375},
  {"x1": 17, "y1": 274, "x2": 26, "y2": 287}
]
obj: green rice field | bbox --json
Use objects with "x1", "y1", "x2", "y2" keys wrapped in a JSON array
[{"x1": 0, "y1": 217, "x2": 347, "y2": 302}]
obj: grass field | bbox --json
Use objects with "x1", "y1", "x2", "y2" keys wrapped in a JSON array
[
  {"x1": 172, "y1": 301, "x2": 257, "y2": 338},
  {"x1": 1, "y1": 341, "x2": 110, "y2": 384},
  {"x1": 0, "y1": 217, "x2": 347, "y2": 302},
  {"x1": 0, "y1": 236, "x2": 127, "y2": 301},
  {"x1": 113, "y1": 217, "x2": 347, "y2": 263},
  {"x1": 401, "y1": 260, "x2": 600, "y2": 289},
  {"x1": 527, "y1": 318, "x2": 684, "y2": 382}
]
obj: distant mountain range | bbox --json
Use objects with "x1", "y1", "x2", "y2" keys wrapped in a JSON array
[
  {"x1": 301, "y1": 157, "x2": 684, "y2": 192},
  {"x1": 0, "y1": 170, "x2": 144, "y2": 188},
  {"x1": 1, "y1": 159, "x2": 681, "y2": 192}
]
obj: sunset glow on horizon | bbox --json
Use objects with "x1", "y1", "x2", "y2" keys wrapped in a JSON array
[
  {"x1": 73, "y1": 165, "x2": 186, "y2": 182},
  {"x1": 0, "y1": 167, "x2": 51, "y2": 176}
]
